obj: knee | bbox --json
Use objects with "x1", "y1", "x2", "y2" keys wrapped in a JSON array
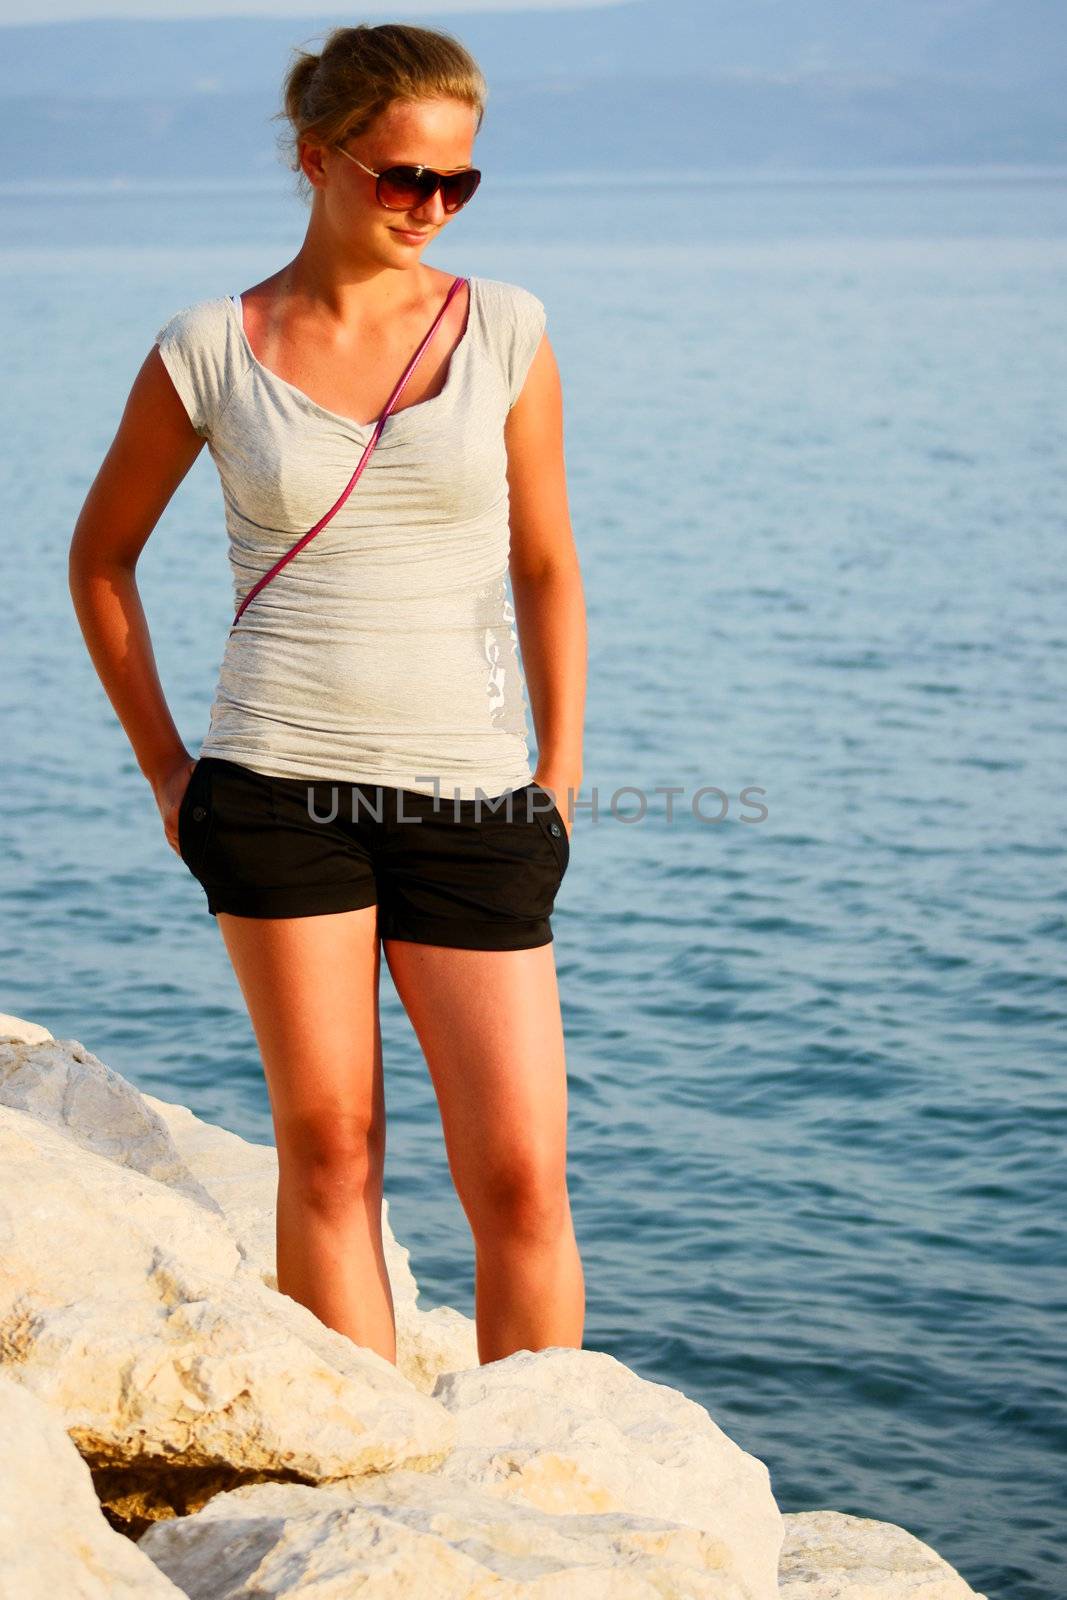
[
  {"x1": 467, "y1": 1153, "x2": 569, "y2": 1241},
  {"x1": 277, "y1": 1109, "x2": 383, "y2": 1210}
]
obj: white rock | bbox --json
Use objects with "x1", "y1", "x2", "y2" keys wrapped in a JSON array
[
  {"x1": 138, "y1": 1472, "x2": 752, "y2": 1598},
  {"x1": 0, "y1": 1035, "x2": 220, "y2": 1211},
  {"x1": 778, "y1": 1509, "x2": 989, "y2": 1599},
  {"x1": 0, "y1": 1102, "x2": 455, "y2": 1530},
  {"x1": 0, "y1": 1369, "x2": 187, "y2": 1598},
  {"x1": 0, "y1": 1015, "x2": 990, "y2": 1600},
  {"x1": 429, "y1": 1346, "x2": 783, "y2": 1600},
  {"x1": 0, "y1": 1012, "x2": 53, "y2": 1043},
  {"x1": 0, "y1": 1026, "x2": 480, "y2": 1389}
]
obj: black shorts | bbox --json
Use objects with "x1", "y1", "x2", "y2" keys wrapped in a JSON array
[{"x1": 176, "y1": 756, "x2": 570, "y2": 950}]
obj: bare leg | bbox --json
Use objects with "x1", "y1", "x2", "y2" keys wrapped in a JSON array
[
  {"x1": 215, "y1": 904, "x2": 397, "y2": 1364},
  {"x1": 382, "y1": 937, "x2": 584, "y2": 1363}
]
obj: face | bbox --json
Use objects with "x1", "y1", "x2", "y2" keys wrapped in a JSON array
[{"x1": 302, "y1": 96, "x2": 478, "y2": 264}]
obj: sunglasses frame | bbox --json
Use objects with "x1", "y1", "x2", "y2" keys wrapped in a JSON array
[{"x1": 333, "y1": 146, "x2": 481, "y2": 214}]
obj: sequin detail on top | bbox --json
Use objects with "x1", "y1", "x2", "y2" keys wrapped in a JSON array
[{"x1": 153, "y1": 275, "x2": 548, "y2": 799}]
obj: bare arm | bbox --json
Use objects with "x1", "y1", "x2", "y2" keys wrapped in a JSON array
[
  {"x1": 505, "y1": 332, "x2": 587, "y2": 830},
  {"x1": 67, "y1": 343, "x2": 206, "y2": 854}
]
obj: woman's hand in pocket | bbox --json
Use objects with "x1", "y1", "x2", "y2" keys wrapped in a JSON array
[
  {"x1": 153, "y1": 753, "x2": 197, "y2": 857},
  {"x1": 532, "y1": 772, "x2": 578, "y2": 840}
]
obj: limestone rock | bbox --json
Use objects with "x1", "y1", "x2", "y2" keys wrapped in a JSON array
[
  {"x1": 0, "y1": 1029, "x2": 479, "y2": 1391},
  {"x1": 0, "y1": 1012, "x2": 53, "y2": 1044},
  {"x1": 0, "y1": 1369, "x2": 187, "y2": 1597},
  {"x1": 0, "y1": 1035, "x2": 220, "y2": 1212},
  {"x1": 0, "y1": 1102, "x2": 454, "y2": 1533},
  {"x1": 138, "y1": 1472, "x2": 753, "y2": 1598},
  {"x1": 428, "y1": 1346, "x2": 783, "y2": 1600},
  {"x1": 0, "y1": 1014, "x2": 991, "y2": 1600},
  {"x1": 778, "y1": 1509, "x2": 989, "y2": 1599}
]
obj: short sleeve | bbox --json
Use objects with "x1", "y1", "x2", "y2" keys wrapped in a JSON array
[
  {"x1": 153, "y1": 298, "x2": 238, "y2": 441},
  {"x1": 506, "y1": 287, "x2": 547, "y2": 410}
]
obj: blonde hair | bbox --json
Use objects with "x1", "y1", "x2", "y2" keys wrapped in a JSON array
[{"x1": 275, "y1": 23, "x2": 488, "y2": 205}]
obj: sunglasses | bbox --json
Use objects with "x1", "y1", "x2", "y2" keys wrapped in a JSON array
[{"x1": 334, "y1": 147, "x2": 481, "y2": 214}]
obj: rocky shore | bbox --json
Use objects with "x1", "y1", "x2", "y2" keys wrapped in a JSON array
[{"x1": 0, "y1": 1012, "x2": 988, "y2": 1598}]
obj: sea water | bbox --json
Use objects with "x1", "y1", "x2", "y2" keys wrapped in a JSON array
[{"x1": 1, "y1": 166, "x2": 1064, "y2": 1600}]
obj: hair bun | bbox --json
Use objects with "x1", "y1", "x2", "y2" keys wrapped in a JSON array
[{"x1": 275, "y1": 24, "x2": 487, "y2": 202}]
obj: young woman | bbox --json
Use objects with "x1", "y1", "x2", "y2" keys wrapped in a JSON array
[{"x1": 68, "y1": 23, "x2": 587, "y2": 1369}]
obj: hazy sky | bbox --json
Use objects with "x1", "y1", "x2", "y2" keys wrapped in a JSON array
[{"x1": 0, "y1": 0, "x2": 619, "y2": 21}]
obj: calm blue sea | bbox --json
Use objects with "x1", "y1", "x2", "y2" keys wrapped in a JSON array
[{"x1": 1, "y1": 167, "x2": 1064, "y2": 1600}]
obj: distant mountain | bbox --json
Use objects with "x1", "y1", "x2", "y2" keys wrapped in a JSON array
[
  {"x1": 1, "y1": 0, "x2": 1064, "y2": 95},
  {"x1": 0, "y1": 1, "x2": 1064, "y2": 180}
]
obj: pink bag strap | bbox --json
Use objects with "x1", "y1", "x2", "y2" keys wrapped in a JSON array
[{"x1": 230, "y1": 274, "x2": 469, "y2": 631}]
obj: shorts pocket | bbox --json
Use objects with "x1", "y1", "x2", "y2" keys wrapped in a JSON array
[
  {"x1": 195, "y1": 758, "x2": 277, "y2": 888},
  {"x1": 475, "y1": 784, "x2": 563, "y2": 879},
  {"x1": 177, "y1": 758, "x2": 213, "y2": 878},
  {"x1": 531, "y1": 786, "x2": 570, "y2": 879}
]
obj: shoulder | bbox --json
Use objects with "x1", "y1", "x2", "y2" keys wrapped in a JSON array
[
  {"x1": 471, "y1": 274, "x2": 546, "y2": 330},
  {"x1": 469, "y1": 277, "x2": 547, "y2": 408},
  {"x1": 154, "y1": 295, "x2": 234, "y2": 351},
  {"x1": 470, "y1": 275, "x2": 547, "y2": 390},
  {"x1": 152, "y1": 295, "x2": 245, "y2": 439}
]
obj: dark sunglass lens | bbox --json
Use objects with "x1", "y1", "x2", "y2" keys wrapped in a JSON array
[
  {"x1": 377, "y1": 165, "x2": 436, "y2": 209},
  {"x1": 441, "y1": 169, "x2": 481, "y2": 212}
]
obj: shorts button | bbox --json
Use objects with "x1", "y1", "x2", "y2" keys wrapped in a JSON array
[
  {"x1": 192, "y1": 805, "x2": 207, "y2": 822},
  {"x1": 549, "y1": 821, "x2": 562, "y2": 836}
]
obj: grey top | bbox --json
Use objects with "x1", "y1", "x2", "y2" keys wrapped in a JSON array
[{"x1": 153, "y1": 274, "x2": 547, "y2": 799}]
